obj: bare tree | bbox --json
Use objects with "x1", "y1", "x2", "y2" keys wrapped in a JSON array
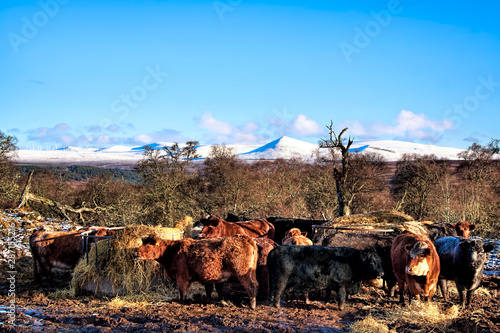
[
  {"x1": 0, "y1": 131, "x2": 19, "y2": 205},
  {"x1": 197, "y1": 145, "x2": 249, "y2": 216},
  {"x1": 319, "y1": 122, "x2": 354, "y2": 216},
  {"x1": 456, "y1": 139, "x2": 500, "y2": 235},
  {"x1": 392, "y1": 154, "x2": 449, "y2": 220},
  {"x1": 135, "y1": 142, "x2": 199, "y2": 225}
]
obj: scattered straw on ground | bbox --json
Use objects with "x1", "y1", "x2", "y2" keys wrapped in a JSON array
[
  {"x1": 349, "y1": 315, "x2": 393, "y2": 333},
  {"x1": 385, "y1": 302, "x2": 460, "y2": 331}
]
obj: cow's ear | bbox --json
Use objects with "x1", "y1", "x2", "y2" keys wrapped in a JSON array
[
  {"x1": 200, "y1": 216, "x2": 212, "y2": 226},
  {"x1": 152, "y1": 234, "x2": 162, "y2": 245},
  {"x1": 143, "y1": 234, "x2": 161, "y2": 245},
  {"x1": 484, "y1": 243, "x2": 495, "y2": 253},
  {"x1": 469, "y1": 224, "x2": 476, "y2": 231},
  {"x1": 404, "y1": 244, "x2": 412, "y2": 254},
  {"x1": 301, "y1": 231, "x2": 307, "y2": 237}
]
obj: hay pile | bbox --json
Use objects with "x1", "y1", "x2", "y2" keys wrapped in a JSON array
[
  {"x1": 324, "y1": 210, "x2": 415, "y2": 227},
  {"x1": 324, "y1": 210, "x2": 435, "y2": 235},
  {"x1": 71, "y1": 222, "x2": 186, "y2": 297},
  {"x1": 314, "y1": 211, "x2": 434, "y2": 244}
]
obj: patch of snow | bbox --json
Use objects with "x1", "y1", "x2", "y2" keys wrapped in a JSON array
[{"x1": 14, "y1": 137, "x2": 472, "y2": 168}]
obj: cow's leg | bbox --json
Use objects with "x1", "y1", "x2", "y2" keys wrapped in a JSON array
[
  {"x1": 465, "y1": 289, "x2": 474, "y2": 308},
  {"x1": 33, "y1": 256, "x2": 42, "y2": 284},
  {"x1": 177, "y1": 279, "x2": 190, "y2": 302},
  {"x1": 458, "y1": 287, "x2": 467, "y2": 308},
  {"x1": 215, "y1": 283, "x2": 224, "y2": 301},
  {"x1": 397, "y1": 278, "x2": 406, "y2": 304},
  {"x1": 337, "y1": 286, "x2": 347, "y2": 311},
  {"x1": 204, "y1": 284, "x2": 214, "y2": 301},
  {"x1": 426, "y1": 283, "x2": 437, "y2": 302},
  {"x1": 304, "y1": 292, "x2": 310, "y2": 304},
  {"x1": 38, "y1": 258, "x2": 52, "y2": 282},
  {"x1": 237, "y1": 273, "x2": 258, "y2": 310},
  {"x1": 270, "y1": 274, "x2": 288, "y2": 308},
  {"x1": 439, "y1": 279, "x2": 449, "y2": 302}
]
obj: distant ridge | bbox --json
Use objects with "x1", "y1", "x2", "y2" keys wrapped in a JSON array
[
  {"x1": 14, "y1": 136, "x2": 471, "y2": 169},
  {"x1": 240, "y1": 136, "x2": 319, "y2": 161}
]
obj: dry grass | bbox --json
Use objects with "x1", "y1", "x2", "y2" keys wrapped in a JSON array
[
  {"x1": 48, "y1": 288, "x2": 76, "y2": 300},
  {"x1": 474, "y1": 287, "x2": 491, "y2": 297},
  {"x1": 71, "y1": 222, "x2": 186, "y2": 296},
  {"x1": 349, "y1": 315, "x2": 393, "y2": 333},
  {"x1": 385, "y1": 302, "x2": 460, "y2": 331}
]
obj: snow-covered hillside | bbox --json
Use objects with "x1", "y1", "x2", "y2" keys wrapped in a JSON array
[{"x1": 14, "y1": 136, "x2": 468, "y2": 168}]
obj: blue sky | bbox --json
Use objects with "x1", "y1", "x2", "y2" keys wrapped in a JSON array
[{"x1": 1, "y1": 0, "x2": 499, "y2": 149}]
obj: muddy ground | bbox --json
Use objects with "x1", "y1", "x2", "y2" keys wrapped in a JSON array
[{"x1": 1, "y1": 275, "x2": 499, "y2": 333}]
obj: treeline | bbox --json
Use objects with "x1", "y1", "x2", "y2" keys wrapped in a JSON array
[
  {"x1": 16, "y1": 165, "x2": 142, "y2": 184},
  {"x1": 0, "y1": 132, "x2": 499, "y2": 237}
]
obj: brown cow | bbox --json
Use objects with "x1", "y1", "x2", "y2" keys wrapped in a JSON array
[
  {"x1": 391, "y1": 232, "x2": 440, "y2": 304},
  {"x1": 281, "y1": 228, "x2": 313, "y2": 245},
  {"x1": 254, "y1": 238, "x2": 279, "y2": 298},
  {"x1": 199, "y1": 215, "x2": 275, "y2": 240},
  {"x1": 453, "y1": 221, "x2": 475, "y2": 239},
  {"x1": 30, "y1": 226, "x2": 114, "y2": 282},
  {"x1": 135, "y1": 234, "x2": 259, "y2": 309}
]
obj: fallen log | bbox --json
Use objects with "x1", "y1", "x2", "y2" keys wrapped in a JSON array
[{"x1": 17, "y1": 170, "x2": 106, "y2": 222}]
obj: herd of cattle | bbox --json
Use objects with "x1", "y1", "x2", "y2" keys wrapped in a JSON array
[{"x1": 29, "y1": 215, "x2": 494, "y2": 311}]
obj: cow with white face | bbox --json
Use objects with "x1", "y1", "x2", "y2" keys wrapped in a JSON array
[{"x1": 391, "y1": 232, "x2": 441, "y2": 304}]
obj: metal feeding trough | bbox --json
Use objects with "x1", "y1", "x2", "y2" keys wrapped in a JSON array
[
  {"x1": 80, "y1": 227, "x2": 184, "y2": 274},
  {"x1": 311, "y1": 225, "x2": 395, "y2": 238},
  {"x1": 81, "y1": 227, "x2": 124, "y2": 274}
]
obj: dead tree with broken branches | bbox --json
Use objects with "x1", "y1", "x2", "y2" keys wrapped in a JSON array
[{"x1": 319, "y1": 122, "x2": 354, "y2": 217}]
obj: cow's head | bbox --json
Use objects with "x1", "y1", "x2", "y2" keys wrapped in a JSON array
[
  {"x1": 357, "y1": 249, "x2": 384, "y2": 279},
  {"x1": 91, "y1": 227, "x2": 116, "y2": 237},
  {"x1": 453, "y1": 221, "x2": 475, "y2": 239},
  {"x1": 198, "y1": 215, "x2": 223, "y2": 238},
  {"x1": 134, "y1": 234, "x2": 163, "y2": 260},
  {"x1": 284, "y1": 228, "x2": 306, "y2": 239},
  {"x1": 458, "y1": 239, "x2": 492, "y2": 269},
  {"x1": 405, "y1": 241, "x2": 432, "y2": 276}
]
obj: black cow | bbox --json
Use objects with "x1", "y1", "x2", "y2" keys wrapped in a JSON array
[
  {"x1": 266, "y1": 217, "x2": 327, "y2": 245},
  {"x1": 321, "y1": 232, "x2": 397, "y2": 296},
  {"x1": 268, "y1": 245, "x2": 384, "y2": 310},
  {"x1": 434, "y1": 236, "x2": 495, "y2": 308}
]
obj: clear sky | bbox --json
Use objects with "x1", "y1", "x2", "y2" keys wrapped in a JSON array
[{"x1": 1, "y1": 0, "x2": 499, "y2": 149}]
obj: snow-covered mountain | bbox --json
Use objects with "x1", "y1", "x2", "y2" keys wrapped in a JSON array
[{"x1": 14, "y1": 136, "x2": 468, "y2": 168}]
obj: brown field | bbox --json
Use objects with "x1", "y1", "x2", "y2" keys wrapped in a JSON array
[{"x1": 1, "y1": 271, "x2": 499, "y2": 332}]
